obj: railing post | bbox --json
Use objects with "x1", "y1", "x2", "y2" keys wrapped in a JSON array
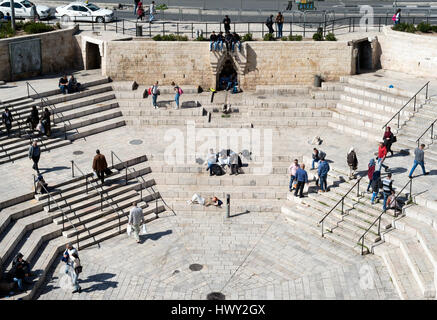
[
  {"x1": 431, "y1": 123, "x2": 434, "y2": 142},
  {"x1": 414, "y1": 95, "x2": 416, "y2": 112},
  {"x1": 377, "y1": 216, "x2": 382, "y2": 236},
  {"x1": 357, "y1": 179, "x2": 360, "y2": 197},
  {"x1": 86, "y1": 176, "x2": 88, "y2": 194},
  {"x1": 341, "y1": 198, "x2": 344, "y2": 215},
  {"x1": 426, "y1": 83, "x2": 429, "y2": 100},
  {"x1": 397, "y1": 113, "x2": 400, "y2": 129},
  {"x1": 27, "y1": 83, "x2": 29, "y2": 98},
  {"x1": 111, "y1": 151, "x2": 114, "y2": 167},
  {"x1": 361, "y1": 237, "x2": 364, "y2": 255},
  {"x1": 409, "y1": 178, "x2": 413, "y2": 203},
  {"x1": 163, "y1": 22, "x2": 165, "y2": 36},
  {"x1": 77, "y1": 234, "x2": 79, "y2": 251},
  {"x1": 71, "y1": 160, "x2": 74, "y2": 178},
  {"x1": 62, "y1": 208, "x2": 64, "y2": 232},
  {"x1": 64, "y1": 124, "x2": 67, "y2": 140},
  {"x1": 321, "y1": 221, "x2": 324, "y2": 237},
  {"x1": 191, "y1": 23, "x2": 193, "y2": 38},
  {"x1": 123, "y1": 19, "x2": 125, "y2": 35},
  {"x1": 125, "y1": 166, "x2": 128, "y2": 185},
  {"x1": 116, "y1": 19, "x2": 118, "y2": 33},
  {"x1": 101, "y1": 193, "x2": 103, "y2": 211}
]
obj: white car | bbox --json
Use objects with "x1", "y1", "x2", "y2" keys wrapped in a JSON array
[
  {"x1": 55, "y1": 2, "x2": 114, "y2": 23},
  {"x1": 0, "y1": 0, "x2": 51, "y2": 20}
]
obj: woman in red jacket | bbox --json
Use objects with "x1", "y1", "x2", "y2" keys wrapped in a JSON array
[{"x1": 137, "y1": 1, "x2": 144, "y2": 20}]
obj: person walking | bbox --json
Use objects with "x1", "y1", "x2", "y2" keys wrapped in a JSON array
[
  {"x1": 383, "y1": 126, "x2": 395, "y2": 156},
  {"x1": 92, "y1": 149, "x2": 108, "y2": 185},
  {"x1": 347, "y1": 147, "x2": 358, "y2": 180},
  {"x1": 266, "y1": 15, "x2": 274, "y2": 34},
  {"x1": 134, "y1": 0, "x2": 139, "y2": 15},
  {"x1": 151, "y1": 81, "x2": 159, "y2": 109},
  {"x1": 367, "y1": 158, "x2": 376, "y2": 193},
  {"x1": 137, "y1": 1, "x2": 144, "y2": 20},
  {"x1": 317, "y1": 158, "x2": 330, "y2": 192},
  {"x1": 377, "y1": 142, "x2": 389, "y2": 172},
  {"x1": 229, "y1": 150, "x2": 239, "y2": 175},
  {"x1": 171, "y1": 81, "x2": 181, "y2": 109},
  {"x1": 393, "y1": 8, "x2": 401, "y2": 25},
  {"x1": 408, "y1": 143, "x2": 429, "y2": 179},
  {"x1": 42, "y1": 108, "x2": 51, "y2": 137},
  {"x1": 370, "y1": 170, "x2": 382, "y2": 205},
  {"x1": 311, "y1": 148, "x2": 325, "y2": 170},
  {"x1": 275, "y1": 12, "x2": 284, "y2": 38},
  {"x1": 294, "y1": 164, "x2": 309, "y2": 198},
  {"x1": 128, "y1": 202, "x2": 144, "y2": 243},
  {"x1": 288, "y1": 159, "x2": 299, "y2": 192},
  {"x1": 223, "y1": 15, "x2": 231, "y2": 34},
  {"x1": 28, "y1": 140, "x2": 41, "y2": 173},
  {"x1": 62, "y1": 243, "x2": 82, "y2": 294},
  {"x1": 382, "y1": 173, "x2": 394, "y2": 211},
  {"x1": 149, "y1": 1, "x2": 156, "y2": 23},
  {"x1": 2, "y1": 107, "x2": 13, "y2": 137}
]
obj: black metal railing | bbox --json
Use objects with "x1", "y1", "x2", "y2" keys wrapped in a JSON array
[
  {"x1": 70, "y1": 160, "x2": 125, "y2": 235},
  {"x1": 110, "y1": 151, "x2": 176, "y2": 216},
  {"x1": 33, "y1": 174, "x2": 81, "y2": 250},
  {"x1": 416, "y1": 118, "x2": 437, "y2": 147},
  {"x1": 319, "y1": 175, "x2": 365, "y2": 237},
  {"x1": 358, "y1": 178, "x2": 413, "y2": 255},
  {"x1": 382, "y1": 81, "x2": 429, "y2": 130}
]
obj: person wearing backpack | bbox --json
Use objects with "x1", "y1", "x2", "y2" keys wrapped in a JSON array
[
  {"x1": 62, "y1": 243, "x2": 82, "y2": 293},
  {"x1": 393, "y1": 9, "x2": 401, "y2": 25},
  {"x1": 171, "y1": 81, "x2": 183, "y2": 109}
]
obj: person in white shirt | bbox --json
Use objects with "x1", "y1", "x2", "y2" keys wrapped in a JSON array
[
  {"x1": 62, "y1": 243, "x2": 82, "y2": 293},
  {"x1": 205, "y1": 148, "x2": 217, "y2": 175},
  {"x1": 128, "y1": 202, "x2": 144, "y2": 243},
  {"x1": 149, "y1": 1, "x2": 156, "y2": 23},
  {"x1": 229, "y1": 151, "x2": 239, "y2": 175},
  {"x1": 288, "y1": 159, "x2": 299, "y2": 191}
]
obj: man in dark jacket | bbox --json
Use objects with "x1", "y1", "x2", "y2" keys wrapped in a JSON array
[
  {"x1": 209, "y1": 31, "x2": 218, "y2": 51},
  {"x1": 12, "y1": 253, "x2": 31, "y2": 292},
  {"x1": 2, "y1": 108, "x2": 13, "y2": 137},
  {"x1": 92, "y1": 149, "x2": 108, "y2": 185},
  {"x1": 294, "y1": 164, "x2": 309, "y2": 198},
  {"x1": 347, "y1": 147, "x2": 358, "y2": 180},
  {"x1": 266, "y1": 15, "x2": 274, "y2": 34},
  {"x1": 223, "y1": 15, "x2": 231, "y2": 33},
  {"x1": 317, "y1": 158, "x2": 330, "y2": 192},
  {"x1": 216, "y1": 32, "x2": 224, "y2": 51},
  {"x1": 28, "y1": 140, "x2": 41, "y2": 173},
  {"x1": 224, "y1": 32, "x2": 233, "y2": 52},
  {"x1": 59, "y1": 75, "x2": 68, "y2": 94},
  {"x1": 232, "y1": 32, "x2": 241, "y2": 52},
  {"x1": 42, "y1": 108, "x2": 51, "y2": 137}
]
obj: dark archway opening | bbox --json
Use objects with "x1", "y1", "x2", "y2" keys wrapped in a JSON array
[
  {"x1": 217, "y1": 59, "x2": 238, "y2": 91},
  {"x1": 356, "y1": 40, "x2": 373, "y2": 74},
  {"x1": 86, "y1": 42, "x2": 101, "y2": 70}
]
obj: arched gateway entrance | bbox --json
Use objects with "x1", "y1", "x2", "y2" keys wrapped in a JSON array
[{"x1": 216, "y1": 57, "x2": 238, "y2": 91}]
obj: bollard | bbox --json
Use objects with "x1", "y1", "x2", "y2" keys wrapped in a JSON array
[{"x1": 226, "y1": 194, "x2": 230, "y2": 218}]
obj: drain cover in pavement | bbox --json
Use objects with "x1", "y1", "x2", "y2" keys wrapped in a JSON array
[
  {"x1": 257, "y1": 96, "x2": 266, "y2": 99},
  {"x1": 73, "y1": 151, "x2": 83, "y2": 155},
  {"x1": 207, "y1": 292, "x2": 226, "y2": 300},
  {"x1": 129, "y1": 139, "x2": 143, "y2": 145},
  {"x1": 189, "y1": 264, "x2": 203, "y2": 271}
]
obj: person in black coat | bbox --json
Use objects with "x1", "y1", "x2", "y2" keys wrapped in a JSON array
[
  {"x1": 223, "y1": 15, "x2": 231, "y2": 33},
  {"x1": 2, "y1": 108, "x2": 13, "y2": 137},
  {"x1": 266, "y1": 15, "x2": 274, "y2": 34},
  {"x1": 42, "y1": 108, "x2": 51, "y2": 136},
  {"x1": 30, "y1": 106, "x2": 39, "y2": 130}
]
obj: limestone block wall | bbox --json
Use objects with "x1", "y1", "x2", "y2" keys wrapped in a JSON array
[
  {"x1": 104, "y1": 41, "x2": 215, "y2": 88},
  {"x1": 379, "y1": 26, "x2": 437, "y2": 78},
  {"x1": 103, "y1": 40, "x2": 354, "y2": 90},
  {"x1": 0, "y1": 26, "x2": 81, "y2": 82}
]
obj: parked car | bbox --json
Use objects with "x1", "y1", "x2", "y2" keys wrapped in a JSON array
[
  {"x1": 55, "y1": 2, "x2": 114, "y2": 23},
  {"x1": 0, "y1": 0, "x2": 51, "y2": 20}
]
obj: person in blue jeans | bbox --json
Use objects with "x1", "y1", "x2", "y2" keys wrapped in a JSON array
[
  {"x1": 151, "y1": 81, "x2": 159, "y2": 109},
  {"x1": 209, "y1": 31, "x2": 218, "y2": 51},
  {"x1": 408, "y1": 144, "x2": 429, "y2": 179},
  {"x1": 294, "y1": 164, "x2": 309, "y2": 198},
  {"x1": 149, "y1": 1, "x2": 155, "y2": 23},
  {"x1": 382, "y1": 173, "x2": 393, "y2": 211},
  {"x1": 317, "y1": 158, "x2": 330, "y2": 192},
  {"x1": 370, "y1": 170, "x2": 381, "y2": 204},
  {"x1": 172, "y1": 82, "x2": 181, "y2": 109},
  {"x1": 59, "y1": 75, "x2": 68, "y2": 94},
  {"x1": 216, "y1": 32, "x2": 224, "y2": 51}
]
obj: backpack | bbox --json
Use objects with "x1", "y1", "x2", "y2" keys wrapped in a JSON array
[
  {"x1": 148, "y1": 87, "x2": 152, "y2": 95},
  {"x1": 211, "y1": 164, "x2": 224, "y2": 176},
  {"x1": 392, "y1": 14, "x2": 396, "y2": 21},
  {"x1": 178, "y1": 87, "x2": 183, "y2": 95}
]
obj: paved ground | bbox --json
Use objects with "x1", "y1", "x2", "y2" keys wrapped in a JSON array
[{"x1": 36, "y1": 208, "x2": 399, "y2": 300}]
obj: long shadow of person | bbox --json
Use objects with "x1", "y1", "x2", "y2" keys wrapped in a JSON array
[
  {"x1": 79, "y1": 273, "x2": 118, "y2": 293},
  {"x1": 139, "y1": 229, "x2": 172, "y2": 244}
]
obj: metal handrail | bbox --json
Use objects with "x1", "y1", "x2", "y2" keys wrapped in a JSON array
[
  {"x1": 382, "y1": 81, "x2": 430, "y2": 130},
  {"x1": 33, "y1": 174, "x2": 80, "y2": 250},
  {"x1": 358, "y1": 178, "x2": 413, "y2": 255},
  {"x1": 110, "y1": 151, "x2": 176, "y2": 216},
  {"x1": 319, "y1": 174, "x2": 364, "y2": 237},
  {"x1": 26, "y1": 82, "x2": 73, "y2": 140},
  {"x1": 70, "y1": 160, "x2": 125, "y2": 235},
  {"x1": 416, "y1": 118, "x2": 437, "y2": 147}
]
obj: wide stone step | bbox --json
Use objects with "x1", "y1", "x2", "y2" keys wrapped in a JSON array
[
  {"x1": 169, "y1": 199, "x2": 283, "y2": 213},
  {"x1": 67, "y1": 117, "x2": 126, "y2": 141},
  {"x1": 342, "y1": 84, "x2": 412, "y2": 107},
  {"x1": 374, "y1": 244, "x2": 424, "y2": 300},
  {"x1": 328, "y1": 117, "x2": 381, "y2": 141},
  {"x1": 53, "y1": 100, "x2": 119, "y2": 125},
  {"x1": 120, "y1": 106, "x2": 205, "y2": 117},
  {"x1": 246, "y1": 109, "x2": 332, "y2": 118}
]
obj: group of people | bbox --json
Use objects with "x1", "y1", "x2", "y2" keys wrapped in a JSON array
[
  {"x1": 135, "y1": 0, "x2": 156, "y2": 22},
  {"x1": 59, "y1": 75, "x2": 81, "y2": 95},
  {"x1": 218, "y1": 74, "x2": 239, "y2": 93},
  {"x1": 148, "y1": 81, "x2": 183, "y2": 109},
  {"x1": 209, "y1": 31, "x2": 242, "y2": 53},
  {"x1": 266, "y1": 12, "x2": 285, "y2": 37},
  {"x1": 288, "y1": 126, "x2": 430, "y2": 214},
  {"x1": 205, "y1": 148, "x2": 243, "y2": 176}
]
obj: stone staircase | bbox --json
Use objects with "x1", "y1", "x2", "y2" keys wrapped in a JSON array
[
  {"x1": 0, "y1": 78, "x2": 126, "y2": 165},
  {"x1": 0, "y1": 155, "x2": 166, "y2": 300},
  {"x1": 281, "y1": 164, "x2": 400, "y2": 256}
]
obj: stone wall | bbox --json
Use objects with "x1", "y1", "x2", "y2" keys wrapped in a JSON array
[
  {"x1": 102, "y1": 40, "x2": 354, "y2": 90},
  {"x1": 0, "y1": 26, "x2": 81, "y2": 82},
  {"x1": 379, "y1": 26, "x2": 437, "y2": 78}
]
